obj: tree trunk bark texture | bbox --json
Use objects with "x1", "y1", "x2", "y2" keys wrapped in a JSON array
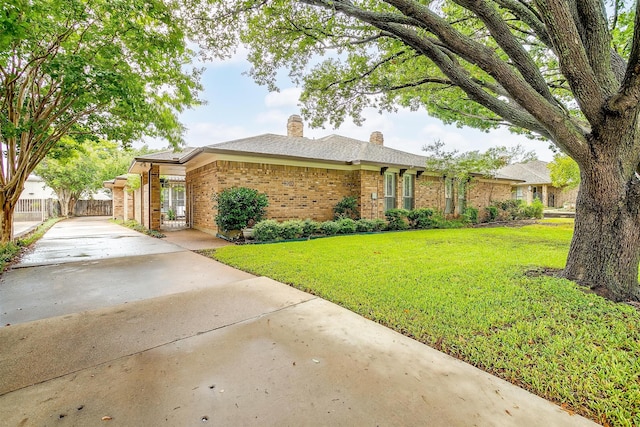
[{"x1": 563, "y1": 129, "x2": 640, "y2": 302}]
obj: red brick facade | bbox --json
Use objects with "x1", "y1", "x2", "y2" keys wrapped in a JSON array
[{"x1": 185, "y1": 159, "x2": 514, "y2": 233}]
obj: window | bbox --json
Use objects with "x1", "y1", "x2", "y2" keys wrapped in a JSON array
[
  {"x1": 444, "y1": 177, "x2": 453, "y2": 214},
  {"x1": 403, "y1": 174, "x2": 414, "y2": 210},
  {"x1": 457, "y1": 180, "x2": 466, "y2": 214},
  {"x1": 384, "y1": 172, "x2": 396, "y2": 211},
  {"x1": 515, "y1": 187, "x2": 523, "y2": 200}
]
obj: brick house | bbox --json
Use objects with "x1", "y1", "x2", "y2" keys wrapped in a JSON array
[
  {"x1": 497, "y1": 160, "x2": 578, "y2": 209},
  {"x1": 110, "y1": 115, "x2": 518, "y2": 233}
]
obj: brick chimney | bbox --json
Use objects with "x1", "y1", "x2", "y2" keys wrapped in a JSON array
[
  {"x1": 287, "y1": 115, "x2": 304, "y2": 137},
  {"x1": 370, "y1": 131, "x2": 384, "y2": 146}
]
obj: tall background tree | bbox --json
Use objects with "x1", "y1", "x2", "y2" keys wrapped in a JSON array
[
  {"x1": 35, "y1": 138, "x2": 154, "y2": 216},
  {"x1": 0, "y1": 0, "x2": 201, "y2": 242},
  {"x1": 190, "y1": 0, "x2": 640, "y2": 301}
]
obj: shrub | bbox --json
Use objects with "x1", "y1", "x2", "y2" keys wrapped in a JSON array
[
  {"x1": 486, "y1": 205, "x2": 499, "y2": 222},
  {"x1": 333, "y1": 196, "x2": 359, "y2": 220},
  {"x1": 253, "y1": 220, "x2": 280, "y2": 241},
  {"x1": 407, "y1": 208, "x2": 434, "y2": 229},
  {"x1": 279, "y1": 220, "x2": 304, "y2": 240},
  {"x1": 385, "y1": 208, "x2": 410, "y2": 230},
  {"x1": 319, "y1": 220, "x2": 340, "y2": 235},
  {"x1": 356, "y1": 219, "x2": 375, "y2": 232},
  {"x1": 462, "y1": 207, "x2": 479, "y2": 224},
  {"x1": 301, "y1": 219, "x2": 320, "y2": 237},
  {"x1": 213, "y1": 187, "x2": 268, "y2": 231},
  {"x1": 336, "y1": 218, "x2": 357, "y2": 234},
  {"x1": 521, "y1": 198, "x2": 544, "y2": 219}
]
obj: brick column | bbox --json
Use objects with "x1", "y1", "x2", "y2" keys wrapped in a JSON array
[
  {"x1": 150, "y1": 165, "x2": 161, "y2": 231},
  {"x1": 112, "y1": 187, "x2": 124, "y2": 220}
]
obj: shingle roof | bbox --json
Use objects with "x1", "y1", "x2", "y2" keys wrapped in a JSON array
[
  {"x1": 200, "y1": 133, "x2": 428, "y2": 168},
  {"x1": 134, "y1": 147, "x2": 199, "y2": 163},
  {"x1": 497, "y1": 160, "x2": 551, "y2": 184}
]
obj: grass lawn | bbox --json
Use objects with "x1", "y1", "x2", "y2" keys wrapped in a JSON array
[{"x1": 207, "y1": 219, "x2": 639, "y2": 426}]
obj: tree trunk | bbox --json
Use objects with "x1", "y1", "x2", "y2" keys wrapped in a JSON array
[
  {"x1": 68, "y1": 197, "x2": 78, "y2": 217},
  {"x1": 0, "y1": 195, "x2": 16, "y2": 244},
  {"x1": 562, "y1": 133, "x2": 640, "y2": 302}
]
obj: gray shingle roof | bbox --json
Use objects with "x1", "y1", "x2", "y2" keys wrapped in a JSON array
[
  {"x1": 201, "y1": 133, "x2": 428, "y2": 168},
  {"x1": 134, "y1": 147, "x2": 199, "y2": 163},
  {"x1": 497, "y1": 160, "x2": 551, "y2": 184}
]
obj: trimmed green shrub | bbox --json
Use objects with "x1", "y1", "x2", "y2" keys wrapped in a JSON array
[
  {"x1": 521, "y1": 198, "x2": 544, "y2": 219},
  {"x1": 407, "y1": 208, "x2": 435, "y2": 229},
  {"x1": 319, "y1": 220, "x2": 340, "y2": 235},
  {"x1": 486, "y1": 205, "x2": 499, "y2": 222},
  {"x1": 301, "y1": 219, "x2": 320, "y2": 237},
  {"x1": 462, "y1": 207, "x2": 479, "y2": 224},
  {"x1": 253, "y1": 220, "x2": 280, "y2": 241},
  {"x1": 279, "y1": 220, "x2": 304, "y2": 240},
  {"x1": 213, "y1": 187, "x2": 268, "y2": 231},
  {"x1": 336, "y1": 218, "x2": 357, "y2": 234},
  {"x1": 385, "y1": 208, "x2": 410, "y2": 230},
  {"x1": 333, "y1": 196, "x2": 359, "y2": 220}
]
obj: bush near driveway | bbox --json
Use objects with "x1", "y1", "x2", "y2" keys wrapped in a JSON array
[{"x1": 210, "y1": 220, "x2": 640, "y2": 426}]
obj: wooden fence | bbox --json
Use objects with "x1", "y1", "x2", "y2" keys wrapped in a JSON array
[
  {"x1": 74, "y1": 200, "x2": 112, "y2": 216},
  {"x1": 14, "y1": 198, "x2": 112, "y2": 222}
]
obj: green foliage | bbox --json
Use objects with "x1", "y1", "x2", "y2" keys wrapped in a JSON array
[
  {"x1": 406, "y1": 208, "x2": 435, "y2": 229},
  {"x1": 209, "y1": 222, "x2": 640, "y2": 425},
  {"x1": 356, "y1": 218, "x2": 387, "y2": 232},
  {"x1": 279, "y1": 220, "x2": 304, "y2": 240},
  {"x1": 0, "y1": 0, "x2": 202, "y2": 240},
  {"x1": 118, "y1": 219, "x2": 165, "y2": 238},
  {"x1": 213, "y1": 187, "x2": 269, "y2": 231},
  {"x1": 462, "y1": 207, "x2": 479, "y2": 224},
  {"x1": 384, "y1": 209, "x2": 410, "y2": 231},
  {"x1": 424, "y1": 140, "x2": 537, "y2": 180},
  {"x1": 167, "y1": 208, "x2": 177, "y2": 221},
  {"x1": 486, "y1": 206, "x2": 499, "y2": 222},
  {"x1": 336, "y1": 218, "x2": 357, "y2": 234},
  {"x1": 301, "y1": 219, "x2": 320, "y2": 237},
  {"x1": 548, "y1": 154, "x2": 581, "y2": 190},
  {"x1": 333, "y1": 196, "x2": 359, "y2": 220},
  {"x1": 319, "y1": 220, "x2": 340, "y2": 236},
  {"x1": 521, "y1": 199, "x2": 544, "y2": 219},
  {"x1": 253, "y1": 220, "x2": 281, "y2": 242}
]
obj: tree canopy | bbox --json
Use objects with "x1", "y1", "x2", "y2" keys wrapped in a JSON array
[
  {"x1": 548, "y1": 153, "x2": 581, "y2": 190},
  {"x1": 0, "y1": 0, "x2": 202, "y2": 240}
]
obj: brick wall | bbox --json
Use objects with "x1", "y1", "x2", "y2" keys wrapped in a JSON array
[
  {"x1": 468, "y1": 180, "x2": 512, "y2": 208},
  {"x1": 111, "y1": 187, "x2": 124, "y2": 220},
  {"x1": 187, "y1": 160, "x2": 360, "y2": 232}
]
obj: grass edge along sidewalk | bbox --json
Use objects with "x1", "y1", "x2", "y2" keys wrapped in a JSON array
[
  {"x1": 0, "y1": 217, "x2": 63, "y2": 272},
  {"x1": 204, "y1": 220, "x2": 640, "y2": 427}
]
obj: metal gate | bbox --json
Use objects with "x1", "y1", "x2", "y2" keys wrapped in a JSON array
[{"x1": 160, "y1": 176, "x2": 187, "y2": 230}]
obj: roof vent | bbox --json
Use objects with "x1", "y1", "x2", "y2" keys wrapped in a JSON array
[
  {"x1": 287, "y1": 115, "x2": 304, "y2": 138},
  {"x1": 370, "y1": 131, "x2": 384, "y2": 146}
]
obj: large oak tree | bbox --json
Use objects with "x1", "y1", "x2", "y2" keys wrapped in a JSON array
[
  {"x1": 0, "y1": 0, "x2": 201, "y2": 242},
  {"x1": 191, "y1": 0, "x2": 640, "y2": 302}
]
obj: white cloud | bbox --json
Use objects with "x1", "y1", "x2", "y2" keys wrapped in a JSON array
[{"x1": 264, "y1": 87, "x2": 302, "y2": 108}]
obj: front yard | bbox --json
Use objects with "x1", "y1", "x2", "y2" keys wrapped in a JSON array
[{"x1": 206, "y1": 219, "x2": 639, "y2": 426}]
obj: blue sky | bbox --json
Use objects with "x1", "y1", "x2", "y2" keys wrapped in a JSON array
[{"x1": 141, "y1": 51, "x2": 555, "y2": 162}]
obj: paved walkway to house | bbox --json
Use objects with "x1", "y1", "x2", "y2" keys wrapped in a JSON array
[{"x1": 0, "y1": 217, "x2": 597, "y2": 426}]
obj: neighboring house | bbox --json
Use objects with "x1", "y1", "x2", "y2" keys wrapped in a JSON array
[
  {"x1": 497, "y1": 160, "x2": 578, "y2": 209},
  {"x1": 110, "y1": 115, "x2": 519, "y2": 233},
  {"x1": 19, "y1": 174, "x2": 57, "y2": 200}
]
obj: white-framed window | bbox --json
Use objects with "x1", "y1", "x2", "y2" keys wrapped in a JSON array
[
  {"x1": 403, "y1": 174, "x2": 414, "y2": 210},
  {"x1": 444, "y1": 177, "x2": 453, "y2": 214},
  {"x1": 384, "y1": 172, "x2": 396, "y2": 211},
  {"x1": 515, "y1": 186, "x2": 523, "y2": 200}
]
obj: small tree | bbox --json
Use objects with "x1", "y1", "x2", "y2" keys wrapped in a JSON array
[
  {"x1": 213, "y1": 187, "x2": 269, "y2": 231},
  {"x1": 333, "y1": 196, "x2": 359, "y2": 220},
  {"x1": 549, "y1": 154, "x2": 581, "y2": 190}
]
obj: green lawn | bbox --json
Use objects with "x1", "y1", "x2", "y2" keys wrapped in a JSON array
[{"x1": 208, "y1": 219, "x2": 639, "y2": 426}]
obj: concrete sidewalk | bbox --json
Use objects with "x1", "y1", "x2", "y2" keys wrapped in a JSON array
[{"x1": 0, "y1": 217, "x2": 598, "y2": 426}]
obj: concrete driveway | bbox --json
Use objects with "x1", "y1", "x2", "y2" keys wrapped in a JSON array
[{"x1": 0, "y1": 217, "x2": 598, "y2": 426}]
